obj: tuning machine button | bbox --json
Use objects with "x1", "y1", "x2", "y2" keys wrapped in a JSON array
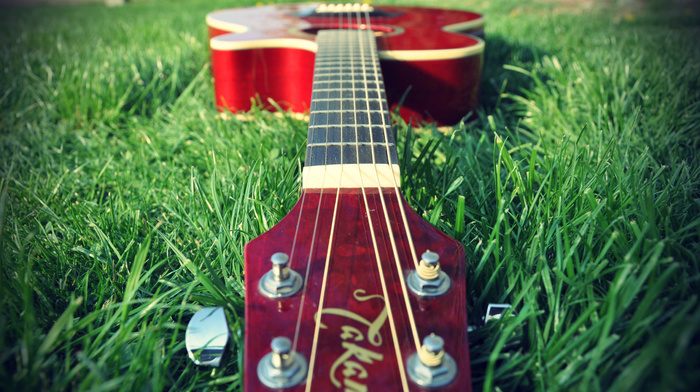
[
  {"x1": 257, "y1": 337, "x2": 308, "y2": 389},
  {"x1": 407, "y1": 250, "x2": 451, "y2": 297},
  {"x1": 185, "y1": 307, "x2": 230, "y2": 367},
  {"x1": 259, "y1": 252, "x2": 303, "y2": 298},
  {"x1": 407, "y1": 333, "x2": 457, "y2": 387}
]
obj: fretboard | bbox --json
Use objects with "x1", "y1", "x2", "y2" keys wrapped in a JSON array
[{"x1": 303, "y1": 29, "x2": 400, "y2": 189}]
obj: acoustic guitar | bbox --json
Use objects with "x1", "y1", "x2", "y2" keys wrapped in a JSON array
[{"x1": 204, "y1": 3, "x2": 484, "y2": 391}]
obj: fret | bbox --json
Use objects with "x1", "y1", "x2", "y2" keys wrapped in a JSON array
[
  {"x1": 309, "y1": 111, "x2": 390, "y2": 128},
  {"x1": 313, "y1": 71, "x2": 377, "y2": 75},
  {"x1": 311, "y1": 98, "x2": 384, "y2": 112},
  {"x1": 310, "y1": 98, "x2": 385, "y2": 102},
  {"x1": 313, "y1": 65, "x2": 378, "y2": 72},
  {"x1": 316, "y1": 35, "x2": 375, "y2": 42},
  {"x1": 307, "y1": 142, "x2": 395, "y2": 148},
  {"x1": 307, "y1": 124, "x2": 390, "y2": 129},
  {"x1": 315, "y1": 57, "x2": 376, "y2": 62},
  {"x1": 313, "y1": 74, "x2": 381, "y2": 80},
  {"x1": 315, "y1": 55, "x2": 376, "y2": 60},
  {"x1": 314, "y1": 61, "x2": 377, "y2": 65},
  {"x1": 313, "y1": 80, "x2": 384, "y2": 92},
  {"x1": 315, "y1": 52, "x2": 376, "y2": 56},
  {"x1": 316, "y1": 49, "x2": 376, "y2": 55},
  {"x1": 307, "y1": 125, "x2": 391, "y2": 145},
  {"x1": 317, "y1": 47, "x2": 377, "y2": 53},
  {"x1": 312, "y1": 63, "x2": 379, "y2": 68},
  {"x1": 312, "y1": 89, "x2": 384, "y2": 99},
  {"x1": 312, "y1": 81, "x2": 383, "y2": 89},
  {"x1": 312, "y1": 87, "x2": 382, "y2": 92},
  {"x1": 307, "y1": 144, "x2": 394, "y2": 166},
  {"x1": 315, "y1": 53, "x2": 377, "y2": 57},
  {"x1": 314, "y1": 56, "x2": 376, "y2": 61},
  {"x1": 310, "y1": 109, "x2": 387, "y2": 115},
  {"x1": 307, "y1": 123, "x2": 390, "y2": 129}
]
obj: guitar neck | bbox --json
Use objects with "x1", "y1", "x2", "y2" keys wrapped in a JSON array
[{"x1": 303, "y1": 29, "x2": 401, "y2": 190}]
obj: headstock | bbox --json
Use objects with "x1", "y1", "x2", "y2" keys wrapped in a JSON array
[{"x1": 243, "y1": 188, "x2": 470, "y2": 391}]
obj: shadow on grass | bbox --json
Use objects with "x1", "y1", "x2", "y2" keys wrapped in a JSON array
[
  {"x1": 479, "y1": 33, "x2": 544, "y2": 117},
  {"x1": 467, "y1": 33, "x2": 548, "y2": 392}
]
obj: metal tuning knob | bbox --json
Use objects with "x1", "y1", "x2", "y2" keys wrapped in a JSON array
[
  {"x1": 259, "y1": 252, "x2": 303, "y2": 298},
  {"x1": 407, "y1": 250, "x2": 451, "y2": 297},
  {"x1": 257, "y1": 337, "x2": 308, "y2": 389},
  {"x1": 407, "y1": 333, "x2": 457, "y2": 387},
  {"x1": 185, "y1": 307, "x2": 230, "y2": 367}
]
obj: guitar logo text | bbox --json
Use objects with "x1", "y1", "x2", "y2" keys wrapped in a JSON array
[{"x1": 316, "y1": 289, "x2": 388, "y2": 391}]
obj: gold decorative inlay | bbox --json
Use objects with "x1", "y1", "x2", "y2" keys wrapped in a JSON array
[{"x1": 315, "y1": 289, "x2": 388, "y2": 390}]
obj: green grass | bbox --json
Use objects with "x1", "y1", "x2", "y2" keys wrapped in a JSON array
[{"x1": 1, "y1": 0, "x2": 698, "y2": 390}]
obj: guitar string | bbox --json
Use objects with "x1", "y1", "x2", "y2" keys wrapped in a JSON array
[
  {"x1": 299, "y1": 8, "x2": 419, "y2": 390},
  {"x1": 285, "y1": 175, "x2": 308, "y2": 337},
  {"x1": 346, "y1": 10, "x2": 411, "y2": 391},
  {"x1": 289, "y1": 95, "x2": 330, "y2": 354},
  {"x1": 305, "y1": 10, "x2": 421, "y2": 389},
  {"x1": 285, "y1": 163, "x2": 310, "y2": 267},
  {"x1": 268, "y1": 5, "x2": 443, "y2": 388},
  {"x1": 362, "y1": 10, "x2": 426, "y2": 355},
  {"x1": 346, "y1": 11, "x2": 420, "y2": 388},
  {"x1": 303, "y1": 11, "x2": 348, "y2": 391},
  {"x1": 290, "y1": 8, "x2": 339, "y2": 355}
]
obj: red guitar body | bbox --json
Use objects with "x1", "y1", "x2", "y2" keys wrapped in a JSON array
[{"x1": 207, "y1": 3, "x2": 484, "y2": 125}]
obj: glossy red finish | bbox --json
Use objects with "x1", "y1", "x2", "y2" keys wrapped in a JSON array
[
  {"x1": 211, "y1": 47, "x2": 315, "y2": 112},
  {"x1": 208, "y1": 3, "x2": 484, "y2": 125},
  {"x1": 383, "y1": 55, "x2": 483, "y2": 125},
  {"x1": 244, "y1": 188, "x2": 470, "y2": 391}
]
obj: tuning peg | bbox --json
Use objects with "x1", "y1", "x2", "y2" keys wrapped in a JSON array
[
  {"x1": 259, "y1": 252, "x2": 303, "y2": 298},
  {"x1": 407, "y1": 250, "x2": 451, "y2": 297},
  {"x1": 185, "y1": 307, "x2": 230, "y2": 367},
  {"x1": 257, "y1": 336, "x2": 308, "y2": 389},
  {"x1": 407, "y1": 333, "x2": 457, "y2": 387}
]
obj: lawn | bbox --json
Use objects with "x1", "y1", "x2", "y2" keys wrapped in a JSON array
[{"x1": 0, "y1": 0, "x2": 698, "y2": 390}]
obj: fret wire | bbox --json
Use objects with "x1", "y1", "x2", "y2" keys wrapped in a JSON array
[
  {"x1": 308, "y1": 124, "x2": 391, "y2": 129},
  {"x1": 316, "y1": 59, "x2": 373, "y2": 62},
  {"x1": 311, "y1": 98, "x2": 384, "y2": 102},
  {"x1": 310, "y1": 109, "x2": 386, "y2": 114},
  {"x1": 307, "y1": 142, "x2": 395, "y2": 147},
  {"x1": 313, "y1": 67, "x2": 376, "y2": 71},
  {"x1": 313, "y1": 88, "x2": 385, "y2": 93},
  {"x1": 314, "y1": 69, "x2": 378, "y2": 72},
  {"x1": 314, "y1": 68, "x2": 377, "y2": 72},
  {"x1": 314, "y1": 65, "x2": 376, "y2": 68},
  {"x1": 314, "y1": 72, "x2": 383, "y2": 77},
  {"x1": 313, "y1": 82, "x2": 383, "y2": 87},
  {"x1": 316, "y1": 59, "x2": 376, "y2": 61},
  {"x1": 315, "y1": 54, "x2": 376, "y2": 58},
  {"x1": 316, "y1": 56, "x2": 374, "y2": 59},
  {"x1": 313, "y1": 78, "x2": 382, "y2": 82},
  {"x1": 314, "y1": 62, "x2": 377, "y2": 66},
  {"x1": 316, "y1": 51, "x2": 375, "y2": 55}
]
